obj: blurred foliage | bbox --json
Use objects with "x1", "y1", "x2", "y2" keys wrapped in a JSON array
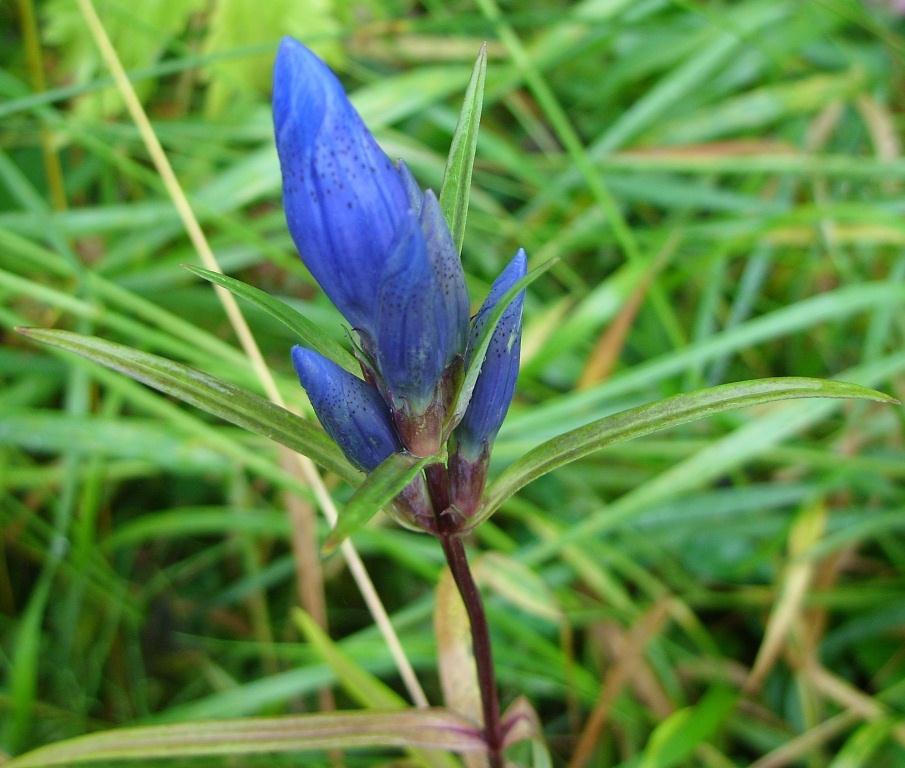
[
  {"x1": 202, "y1": 0, "x2": 342, "y2": 117},
  {"x1": 42, "y1": 0, "x2": 207, "y2": 117},
  {"x1": 2, "y1": 0, "x2": 905, "y2": 766}
]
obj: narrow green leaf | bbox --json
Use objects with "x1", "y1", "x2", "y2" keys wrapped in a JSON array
[
  {"x1": 293, "y1": 608, "x2": 403, "y2": 710},
  {"x1": 828, "y1": 718, "x2": 895, "y2": 768},
  {"x1": 102, "y1": 507, "x2": 289, "y2": 551},
  {"x1": 439, "y1": 44, "x2": 487, "y2": 254},
  {"x1": 1, "y1": 709, "x2": 485, "y2": 767},
  {"x1": 638, "y1": 687, "x2": 738, "y2": 768},
  {"x1": 184, "y1": 265, "x2": 359, "y2": 373},
  {"x1": 2, "y1": 574, "x2": 52, "y2": 753},
  {"x1": 0, "y1": 411, "x2": 231, "y2": 473},
  {"x1": 475, "y1": 553, "x2": 562, "y2": 624},
  {"x1": 16, "y1": 328, "x2": 359, "y2": 484},
  {"x1": 448, "y1": 258, "x2": 557, "y2": 431},
  {"x1": 480, "y1": 377, "x2": 897, "y2": 522},
  {"x1": 292, "y1": 612, "x2": 461, "y2": 768},
  {"x1": 324, "y1": 452, "x2": 433, "y2": 552}
]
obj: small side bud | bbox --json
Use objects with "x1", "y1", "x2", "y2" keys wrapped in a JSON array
[
  {"x1": 388, "y1": 473, "x2": 437, "y2": 533},
  {"x1": 291, "y1": 346, "x2": 400, "y2": 471},
  {"x1": 455, "y1": 249, "x2": 527, "y2": 459},
  {"x1": 450, "y1": 250, "x2": 527, "y2": 517}
]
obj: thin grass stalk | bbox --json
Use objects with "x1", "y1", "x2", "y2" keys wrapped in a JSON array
[{"x1": 74, "y1": 0, "x2": 428, "y2": 709}]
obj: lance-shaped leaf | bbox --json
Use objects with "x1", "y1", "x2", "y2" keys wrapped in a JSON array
[
  {"x1": 439, "y1": 43, "x2": 487, "y2": 255},
  {"x1": 434, "y1": 565, "x2": 488, "y2": 768},
  {"x1": 479, "y1": 377, "x2": 897, "y2": 523},
  {"x1": 16, "y1": 328, "x2": 359, "y2": 483},
  {"x1": 474, "y1": 553, "x2": 563, "y2": 624},
  {"x1": 1, "y1": 710, "x2": 486, "y2": 768},
  {"x1": 293, "y1": 609, "x2": 461, "y2": 768},
  {"x1": 324, "y1": 451, "x2": 435, "y2": 552},
  {"x1": 294, "y1": 609, "x2": 403, "y2": 709},
  {"x1": 636, "y1": 686, "x2": 737, "y2": 768},
  {"x1": 185, "y1": 265, "x2": 359, "y2": 373},
  {"x1": 435, "y1": 566, "x2": 483, "y2": 722}
]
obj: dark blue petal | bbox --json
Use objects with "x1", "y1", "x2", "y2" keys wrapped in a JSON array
[
  {"x1": 375, "y1": 212, "x2": 451, "y2": 410},
  {"x1": 455, "y1": 249, "x2": 527, "y2": 459},
  {"x1": 292, "y1": 346, "x2": 401, "y2": 471},
  {"x1": 419, "y1": 190, "x2": 470, "y2": 361},
  {"x1": 274, "y1": 38, "x2": 409, "y2": 334}
]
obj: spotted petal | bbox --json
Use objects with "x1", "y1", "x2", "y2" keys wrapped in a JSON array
[
  {"x1": 374, "y1": 213, "x2": 452, "y2": 408},
  {"x1": 455, "y1": 249, "x2": 527, "y2": 460},
  {"x1": 292, "y1": 346, "x2": 401, "y2": 471},
  {"x1": 274, "y1": 38, "x2": 410, "y2": 335},
  {"x1": 420, "y1": 190, "x2": 470, "y2": 365}
]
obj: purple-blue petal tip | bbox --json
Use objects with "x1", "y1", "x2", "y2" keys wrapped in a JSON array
[
  {"x1": 454, "y1": 249, "x2": 528, "y2": 459},
  {"x1": 274, "y1": 37, "x2": 410, "y2": 334}
]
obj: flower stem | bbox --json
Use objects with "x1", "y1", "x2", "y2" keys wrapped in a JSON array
[{"x1": 438, "y1": 530, "x2": 504, "y2": 768}]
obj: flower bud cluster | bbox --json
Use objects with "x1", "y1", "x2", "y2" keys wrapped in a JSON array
[{"x1": 274, "y1": 38, "x2": 526, "y2": 532}]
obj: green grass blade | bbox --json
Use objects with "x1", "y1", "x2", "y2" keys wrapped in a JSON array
[
  {"x1": 324, "y1": 452, "x2": 434, "y2": 552},
  {"x1": 439, "y1": 44, "x2": 487, "y2": 255},
  {"x1": 1, "y1": 710, "x2": 485, "y2": 767},
  {"x1": 293, "y1": 609, "x2": 404, "y2": 709},
  {"x1": 480, "y1": 377, "x2": 896, "y2": 521},
  {"x1": 828, "y1": 718, "x2": 896, "y2": 768},
  {"x1": 293, "y1": 610, "x2": 460, "y2": 768},
  {"x1": 637, "y1": 686, "x2": 738, "y2": 768},
  {"x1": 15, "y1": 328, "x2": 358, "y2": 483},
  {"x1": 184, "y1": 265, "x2": 359, "y2": 373},
  {"x1": 2, "y1": 573, "x2": 52, "y2": 754}
]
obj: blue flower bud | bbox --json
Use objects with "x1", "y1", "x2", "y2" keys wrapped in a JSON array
[
  {"x1": 274, "y1": 38, "x2": 470, "y2": 458},
  {"x1": 372, "y1": 192, "x2": 469, "y2": 404},
  {"x1": 273, "y1": 38, "x2": 410, "y2": 336},
  {"x1": 374, "y1": 212, "x2": 446, "y2": 409},
  {"x1": 455, "y1": 249, "x2": 527, "y2": 460},
  {"x1": 291, "y1": 346, "x2": 401, "y2": 472},
  {"x1": 370, "y1": 206, "x2": 467, "y2": 456},
  {"x1": 419, "y1": 190, "x2": 471, "y2": 362}
]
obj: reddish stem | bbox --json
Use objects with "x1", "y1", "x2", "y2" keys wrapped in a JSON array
[{"x1": 439, "y1": 530, "x2": 504, "y2": 768}]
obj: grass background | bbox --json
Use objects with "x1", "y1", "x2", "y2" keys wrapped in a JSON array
[{"x1": 2, "y1": 0, "x2": 905, "y2": 765}]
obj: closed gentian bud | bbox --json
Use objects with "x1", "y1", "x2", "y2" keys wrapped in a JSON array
[
  {"x1": 450, "y1": 249, "x2": 527, "y2": 518},
  {"x1": 274, "y1": 38, "x2": 469, "y2": 459},
  {"x1": 419, "y1": 190, "x2": 471, "y2": 366},
  {"x1": 273, "y1": 38, "x2": 409, "y2": 337},
  {"x1": 372, "y1": 207, "x2": 466, "y2": 456},
  {"x1": 291, "y1": 346, "x2": 401, "y2": 472},
  {"x1": 292, "y1": 346, "x2": 434, "y2": 530}
]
